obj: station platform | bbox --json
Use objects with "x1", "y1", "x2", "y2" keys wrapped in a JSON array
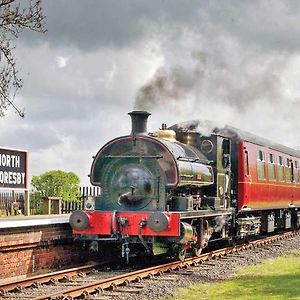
[
  {"x1": 0, "y1": 213, "x2": 87, "y2": 281},
  {"x1": 0, "y1": 214, "x2": 70, "y2": 229}
]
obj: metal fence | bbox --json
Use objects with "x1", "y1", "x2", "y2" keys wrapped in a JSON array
[{"x1": 0, "y1": 186, "x2": 101, "y2": 216}]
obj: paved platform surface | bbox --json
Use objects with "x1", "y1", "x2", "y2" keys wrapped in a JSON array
[{"x1": 0, "y1": 214, "x2": 71, "y2": 228}]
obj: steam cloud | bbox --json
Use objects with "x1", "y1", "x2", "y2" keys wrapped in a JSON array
[{"x1": 214, "y1": 215, "x2": 231, "y2": 233}]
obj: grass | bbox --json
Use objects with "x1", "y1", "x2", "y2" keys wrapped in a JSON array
[{"x1": 169, "y1": 250, "x2": 300, "y2": 300}]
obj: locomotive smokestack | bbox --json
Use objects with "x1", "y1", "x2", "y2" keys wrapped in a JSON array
[{"x1": 128, "y1": 111, "x2": 151, "y2": 134}]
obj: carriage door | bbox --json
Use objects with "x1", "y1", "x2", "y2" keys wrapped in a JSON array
[{"x1": 291, "y1": 160, "x2": 295, "y2": 202}]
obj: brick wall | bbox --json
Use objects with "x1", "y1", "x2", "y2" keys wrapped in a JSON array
[{"x1": 0, "y1": 224, "x2": 88, "y2": 282}]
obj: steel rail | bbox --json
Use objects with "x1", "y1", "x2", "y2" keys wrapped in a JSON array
[
  {"x1": 0, "y1": 262, "x2": 101, "y2": 293},
  {"x1": 32, "y1": 230, "x2": 300, "y2": 300}
]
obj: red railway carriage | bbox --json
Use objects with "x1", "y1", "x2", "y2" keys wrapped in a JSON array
[{"x1": 238, "y1": 140, "x2": 300, "y2": 211}]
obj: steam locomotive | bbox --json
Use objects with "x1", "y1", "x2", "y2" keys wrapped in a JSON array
[{"x1": 70, "y1": 111, "x2": 300, "y2": 262}]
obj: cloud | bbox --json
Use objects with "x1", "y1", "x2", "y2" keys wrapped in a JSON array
[
  {"x1": 18, "y1": 1, "x2": 300, "y2": 54},
  {"x1": 2, "y1": 0, "x2": 300, "y2": 186},
  {"x1": 1, "y1": 38, "x2": 164, "y2": 184},
  {"x1": 56, "y1": 56, "x2": 70, "y2": 68},
  {"x1": 21, "y1": 1, "x2": 204, "y2": 50}
]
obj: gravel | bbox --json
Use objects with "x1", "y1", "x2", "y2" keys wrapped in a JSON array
[
  {"x1": 109, "y1": 234, "x2": 300, "y2": 300},
  {"x1": 7, "y1": 234, "x2": 299, "y2": 300}
]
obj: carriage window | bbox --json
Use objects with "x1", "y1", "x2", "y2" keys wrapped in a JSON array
[
  {"x1": 278, "y1": 156, "x2": 284, "y2": 182},
  {"x1": 286, "y1": 158, "x2": 292, "y2": 182},
  {"x1": 294, "y1": 161, "x2": 299, "y2": 183},
  {"x1": 257, "y1": 150, "x2": 265, "y2": 180},
  {"x1": 244, "y1": 151, "x2": 250, "y2": 175},
  {"x1": 257, "y1": 150, "x2": 265, "y2": 161},
  {"x1": 269, "y1": 153, "x2": 275, "y2": 163},
  {"x1": 268, "y1": 153, "x2": 275, "y2": 181}
]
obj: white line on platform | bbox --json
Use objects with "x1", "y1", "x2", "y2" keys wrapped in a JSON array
[{"x1": 0, "y1": 214, "x2": 71, "y2": 228}]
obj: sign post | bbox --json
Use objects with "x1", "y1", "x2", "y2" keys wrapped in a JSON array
[{"x1": 0, "y1": 147, "x2": 29, "y2": 215}]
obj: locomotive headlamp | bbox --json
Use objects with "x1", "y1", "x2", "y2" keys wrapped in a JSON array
[{"x1": 84, "y1": 196, "x2": 95, "y2": 211}]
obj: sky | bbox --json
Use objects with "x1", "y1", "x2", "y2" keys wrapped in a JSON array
[{"x1": 1, "y1": 0, "x2": 300, "y2": 186}]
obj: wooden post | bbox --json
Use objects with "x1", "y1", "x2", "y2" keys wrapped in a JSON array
[
  {"x1": 52, "y1": 197, "x2": 62, "y2": 214},
  {"x1": 24, "y1": 190, "x2": 30, "y2": 216},
  {"x1": 42, "y1": 197, "x2": 51, "y2": 214}
]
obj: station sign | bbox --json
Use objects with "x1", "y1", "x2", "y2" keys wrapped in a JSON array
[{"x1": 0, "y1": 147, "x2": 28, "y2": 189}]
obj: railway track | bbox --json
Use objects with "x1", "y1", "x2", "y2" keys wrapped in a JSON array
[{"x1": 1, "y1": 230, "x2": 299, "y2": 300}]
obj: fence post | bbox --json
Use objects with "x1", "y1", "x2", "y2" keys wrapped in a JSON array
[{"x1": 24, "y1": 190, "x2": 30, "y2": 216}]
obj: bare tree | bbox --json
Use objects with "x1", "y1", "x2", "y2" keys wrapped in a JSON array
[{"x1": 0, "y1": 0, "x2": 45, "y2": 117}]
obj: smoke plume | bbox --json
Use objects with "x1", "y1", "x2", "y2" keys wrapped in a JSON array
[
  {"x1": 134, "y1": 66, "x2": 197, "y2": 111},
  {"x1": 134, "y1": 48, "x2": 286, "y2": 115}
]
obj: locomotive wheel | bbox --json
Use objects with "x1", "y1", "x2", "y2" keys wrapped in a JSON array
[
  {"x1": 178, "y1": 248, "x2": 186, "y2": 261},
  {"x1": 192, "y1": 247, "x2": 202, "y2": 257}
]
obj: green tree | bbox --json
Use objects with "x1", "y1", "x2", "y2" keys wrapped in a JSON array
[
  {"x1": 0, "y1": 0, "x2": 46, "y2": 117},
  {"x1": 31, "y1": 170, "x2": 80, "y2": 201}
]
